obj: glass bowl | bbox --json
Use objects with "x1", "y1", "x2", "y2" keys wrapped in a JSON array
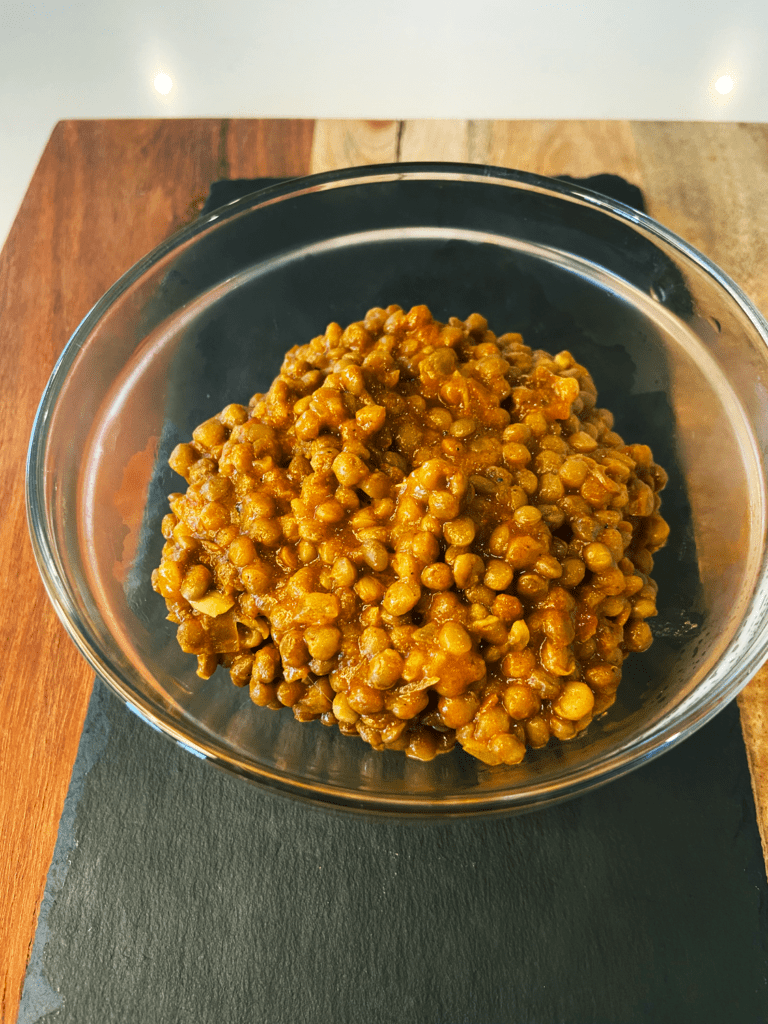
[{"x1": 26, "y1": 163, "x2": 768, "y2": 817}]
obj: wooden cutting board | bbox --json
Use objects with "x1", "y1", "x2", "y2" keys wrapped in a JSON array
[{"x1": 2, "y1": 118, "x2": 768, "y2": 1024}]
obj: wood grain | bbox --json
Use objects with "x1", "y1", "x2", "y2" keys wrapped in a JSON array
[
  {"x1": 630, "y1": 121, "x2": 768, "y2": 313},
  {"x1": 483, "y1": 119, "x2": 644, "y2": 184},
  {"x1": 4, "y1": 117, "x2": 768, "y2": 1022},
  {"x1": 309, "y1": 119, "x2": 400, "y2": 173},
  {"x1": 225, "y1": 118, "x2": 315, "y2": 180},
  {"x1": 396, "y1": 121, "x2": 768, "y2": 870},
  {"x1": 739, "y1": 664, "x2": 768, "y2": 869},
  {"x1": 398, "y1": 119, "x2": 645, "y2": 183},
  {"x1": 0, "y1": 117, "x2": 313, "y2": 1024},
  {"x1": 399, "y1": 119, "x2": 477, "y2": 162},
  {"x1": 627, "y1": 121, "x2": 768, "y2": 870}
]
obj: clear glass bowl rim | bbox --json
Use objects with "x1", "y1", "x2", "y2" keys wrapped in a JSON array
[{"x1": 25, "y1": 161, "x2": 768, "y2": 817}]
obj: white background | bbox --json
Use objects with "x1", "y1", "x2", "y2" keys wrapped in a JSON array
[{"x1": 2, "y1": 0, "x2": 766, "y2": 247}]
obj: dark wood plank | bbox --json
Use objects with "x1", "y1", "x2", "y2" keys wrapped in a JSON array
[
  {"x1": 225, "y1": 117, "x2": 315, "y2": 178},
  {"x1": 0, "y1": 117, "x2": 314, "y2": 1024}
]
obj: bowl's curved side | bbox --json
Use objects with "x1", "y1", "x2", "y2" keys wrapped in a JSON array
[{"x1": 26, "y1": 163, "x2": 768, "y2": 815}]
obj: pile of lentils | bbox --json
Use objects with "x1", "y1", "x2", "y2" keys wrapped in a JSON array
[{"x1": 152, "y1": 305, "x2": 669, "y2": 765}]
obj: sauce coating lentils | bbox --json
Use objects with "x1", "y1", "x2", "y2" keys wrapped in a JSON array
[{"x1": 152, "y1": 305, "x2": 669, "y2": 765}]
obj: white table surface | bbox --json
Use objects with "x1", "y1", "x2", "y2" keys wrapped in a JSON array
[{"x1": 2, "y1": 0, "x2": 766, "y2": 249}]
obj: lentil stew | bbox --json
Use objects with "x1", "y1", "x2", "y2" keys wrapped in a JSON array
[{"x1": 152, "y1": 305, "x2": 669, "y2": 765}]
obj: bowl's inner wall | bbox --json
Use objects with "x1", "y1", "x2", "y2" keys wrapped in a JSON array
[{"x1": 39, "y1": 176, "x2": 768, "y2": 806}]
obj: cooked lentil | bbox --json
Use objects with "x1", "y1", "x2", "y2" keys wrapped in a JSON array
[{"x1": 152, "y1": 305, "x2": 669, "y2": 765}]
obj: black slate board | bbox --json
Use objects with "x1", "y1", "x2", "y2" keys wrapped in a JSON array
[
  {"x1": 20, "y1": 679, "x2": 768, "y2": 1024},
  {"x1": 20, "y1": 175, "x2": 768, "y2": 1024}
]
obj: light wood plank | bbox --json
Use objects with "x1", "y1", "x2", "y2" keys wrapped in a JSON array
[
  {"x1": 399, "y1": 119, "x2": 476, "y2": 162},
  {"x1": 309, "y1": 119, "x2": 400, "y2": 173},
  {"x1": 484, "y1": 119, "x2": 644, "y2": 185},
  {"x1": 630, "y1": 121, "x2": 768, "y2": 868},
  {"x1": 630, "y1": 121, "x2": 768, "y2": 314},
  {"x1": 738, "y1": 665, "x2": 768, "y2": 870}
]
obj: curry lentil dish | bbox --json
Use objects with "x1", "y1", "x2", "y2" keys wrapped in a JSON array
[{"x1": 152, "y1": 305, "x2": 669, "y2": 765}]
